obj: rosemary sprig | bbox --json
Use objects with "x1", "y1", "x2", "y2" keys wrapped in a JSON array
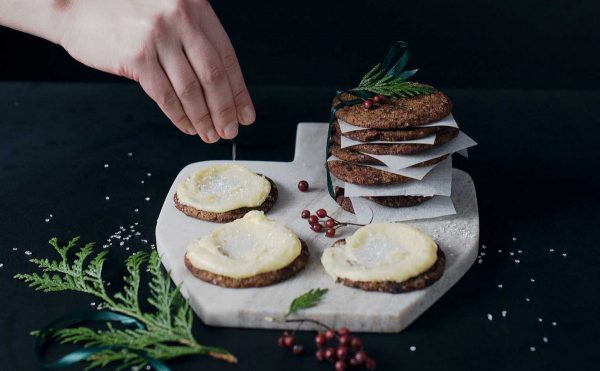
[
  {"x1": 286, "y1": 288, "x2": 328, "y2": 317},
  {"x1": 15, "y1": 237, "x2": 237, "y2": 369},
  {"x1": 352, "y1": 42, "x2": 435, "y2": 98}
]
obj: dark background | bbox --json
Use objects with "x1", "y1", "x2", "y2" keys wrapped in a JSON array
[{"x1": 1, "y1": 0, "x2": 599, "y2": 89}]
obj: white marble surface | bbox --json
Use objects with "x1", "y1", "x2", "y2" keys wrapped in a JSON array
[{"x1": 156, "y1": 123, "x2": 479, "y2": 333}]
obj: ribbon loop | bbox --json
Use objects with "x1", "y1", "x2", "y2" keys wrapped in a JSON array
[{"x1": 35, "y1": 310, "x2": 170, "y2": 370}]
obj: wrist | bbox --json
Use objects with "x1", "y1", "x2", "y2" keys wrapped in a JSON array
[{"x1": 0, "y1": 0, "x2": 75, "y2": 45}]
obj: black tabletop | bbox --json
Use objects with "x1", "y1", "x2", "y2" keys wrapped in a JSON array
[{"x1": 1, "y1": 83, "x2": 598, "y2": 370}]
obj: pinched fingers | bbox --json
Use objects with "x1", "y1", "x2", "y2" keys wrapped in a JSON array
[
  {"x1": 158, "y1": 45, "x2": 219, "y2": 143},
  {"x1": 138, "y1": 56, "x2": 197, "y2": 137},
  {"x1": 183, "y1": 31, "x2": 239, "y2": 140},
  {"x1": 196, "y1": 2, "x2": 255, "y2": 126}
]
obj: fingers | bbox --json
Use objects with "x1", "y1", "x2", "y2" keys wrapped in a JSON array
[
  {"x1": 195, "y1": 2, "x2": 255, "y2": 125},
  {"x1": 180, "y1": 30, "x2": 239, "y2": 140},
  {"x1": 138, "y1": 55, "x2": 197, "y2": 137},
  {"x1": 158, "y1": 45, "x2": 219, "y2": 143}
]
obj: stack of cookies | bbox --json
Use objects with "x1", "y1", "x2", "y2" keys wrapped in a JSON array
[{"x1": 327, "y1": 84, "x2": 476, "y2": 220}]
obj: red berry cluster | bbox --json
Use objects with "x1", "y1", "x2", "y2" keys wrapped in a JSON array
[
  {"x1": 363, "y1": 95, "x2": 386, "y2": 110},
  {"x1": 278, "y1": 331, "x2": 305, "y2": 356},
  {"x1": 279, "y1": 327, "x2": 376, "y2": 370},
  {"x1": 302, "y1": 208, "x2": 342, "y2": 237}
]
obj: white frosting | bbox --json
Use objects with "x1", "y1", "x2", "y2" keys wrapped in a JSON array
[
  {"x1": 321, "y1": 223, "x2": 438, "y2": 282},
  {"x1": 185, "y1": 211, "x2": 301, "y2": 278},
  {"x1": 176, "y1": 164, "x2": 271, "y2": 213}
]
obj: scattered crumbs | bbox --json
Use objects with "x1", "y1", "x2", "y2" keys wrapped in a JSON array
[
  {"x1": 141, "y1": 180, "x2": 145, "y2": 184},
  {"x1": 134, "y1": 208, "x2": 139, "y2": 213},
  {"x1": 90, "y1": 302, "x2": 95, "y2": 306},
  {"x1": 0, "y1": 263, "x2": 3, "y2": 268},
  {"x1": 549, "y1": 249, "x2": 554, "y2": 252},
  {"x1": 125, "y1": 247, "x2": 130, "y2": 251},
  {"x1": 145, "y1": 197, "x2": 150, "y2": 201},
  {"x1": 530, "y1": 347, "x2": 536, "y2": 352},
  {"x1": 481, "y1": 252, "x2": 486, "y2": 256},
  {"x1": 102, "y1": 244, "x2": 108, "y2": 249},
  {"x1": 501, "y1": 310, "x2": 507, "y2": 317},
  {"x1": 128, "y1": 152, "x2": 133, "y2": 157},
  {"x1": 44, "y1": 218, "x2": 50, "y2": 223},
  {"x1": 49, "y1": 214, "x2": 53, "y2": 218},
  {"x1": 537, "y1": 318, "x2": 543, "y2": 323},
  {"x1": 146, "y1": 173, "x2": 151, "y2": 177},
  {"x1": 12, "y1": 247, "x2": 17, "y2": 251},
  {"x1": 526, "y1": 298, "x2": 531, "y2": 302},
  {"x1": 104, "y1": 164, "x2": 109, "y2": 168},
  {"x1": 481, "y1": 244, "x2": 487, "y2": 249},
  {"x1": 552, "y1": 322, "x2": 557, "y2": 326},
  {"x1": 105, "y1": 196, "x2": 110, "y2": 200},
  {"x1": 106, "y1": 282, "x2": 111, "y2": 287},
  {"x1": 498, "y1": 249, "x2": 502, "y2": 253},
  {"x1": 487, "y1": 314, "x2": 493, "y2": 321},
  {"x1": 543, "y1": 337, "x2": 548, "y2": 343},
  {"x1": 478, "y1": 259, "x2": 483, "y2": 264},
  {"x1": 530, "y1": 278, "x2": 535, "y2": 282},
  {"x1": 24, "y1": 250, "x2": 32, "y2": 256},
  {"x1": 119, "y1": 242, "x2": 124, "y2": 246},
  {"x1": 562, "y1": 253, "x2": 567, "y2": 257},
  {"x1": 498, "y1": 284, "x2": 503, "y2": 289},
  {"x1": 515, "y1": 259, "x2": 520, "y2": 263},
  {"x1": 512, "y1": 237, "x2": 517, "y2": 241},
  {"x1": 518, "y1": 250, "x2": 522, "y2": 254},
  {"x1": 510, "y1": 252, "x2": 515, "y2": 256},
  {"x1": 141, "y1": 239, "x2": 148, "y2": 244},
  {"x1": 410, "y1": 346, "x2": 416, "y2": 352}
]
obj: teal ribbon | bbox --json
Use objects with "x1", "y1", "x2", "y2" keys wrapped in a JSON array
[
  {"x1": 325, "y1": 41, "x2": 415, "y2": 199},
  {"x1": 35, "y1": 310, "x2": 170, "y2": 371}
]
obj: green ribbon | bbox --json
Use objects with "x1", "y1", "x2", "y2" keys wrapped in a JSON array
[
  {"x1": 35, "y1": 310, "x2": 170, "y2": 370},
  {"x1": 326, "y1": 41, "x2": 414, "y2": 199}
]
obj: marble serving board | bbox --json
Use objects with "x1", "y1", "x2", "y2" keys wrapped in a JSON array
[{"x1": 156, "y1": 123, "x2": 479, "y2": 333}]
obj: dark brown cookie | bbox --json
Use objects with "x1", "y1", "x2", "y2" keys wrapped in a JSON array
[
  {"x1": 333, "y1": 84, "x2": 452, "y2": 129},
  {"x1": 327, "y1": 160, "x2": 413, "y2": 185},
  {"x1": 333, "y1": 120, "x2": 458, "y2": 142},
  {"x1": 332, "y1": 127, "x2": 458, "y2": 155},
  {"x1": 334, "y1": 187, "x2": 431, "y2": 214},
  {"x1": 329, "y1": 143, "x2": 449, "y2": 167},
  {"x1": 174, "y1": 176, "x2": 278, "y2": 223},
  {"x1": 184, "y1": 240, "x2": 309, "y2": 288},
  {"x1": 331, "y1": 239, "x2": 445, "y2": 293}
]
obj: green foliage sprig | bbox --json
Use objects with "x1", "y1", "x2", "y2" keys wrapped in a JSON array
[
  {"x1": 352, "y1": 42, "x2": 435, "y2": 98},
  {"x1": 286, "y1": 288, "x2": 328, "y2": 317},
  {"x1": 15, "y1": 237, "x2": 237, "y2": 370}
]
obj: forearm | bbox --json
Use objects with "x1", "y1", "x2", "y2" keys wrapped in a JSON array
[{"x1": 0, "y1": 0, "x2": 72, "y2": 44}]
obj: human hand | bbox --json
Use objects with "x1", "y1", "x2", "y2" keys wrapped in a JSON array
[{"x1": 60, "y1": 0, "x2": 255, "y2": 142}]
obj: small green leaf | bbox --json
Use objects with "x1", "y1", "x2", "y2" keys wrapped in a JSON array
[{"x1": 287, "y1": 288, "x2": 328, "y2": 317}]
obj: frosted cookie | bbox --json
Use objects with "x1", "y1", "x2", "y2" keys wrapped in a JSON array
[
  {"x1": 184, "y1": 211, "x2": 309, "y2": 288},
  {"x1": 321, "y1": 223, "x2": 445, "y2": 293},
  {"x1": 332, "y1": 84, "x2": 452, "y2": 130},
  {"x1": 334, "y1": 187, "x2": 431, "y2": 214},
  {"x1": 174, "y1": 164, "x2": 277, "y2": 223}
]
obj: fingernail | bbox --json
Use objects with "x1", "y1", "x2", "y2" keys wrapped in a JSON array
[
  {"x1": 187, "y1": 127, "x2": 197, "y2": 135},
  {"x1": 240, "y1": 105, "x2": 255, "y2": 125},
  {"x1": 206, "y1": 129, "x2": 220, "y2": 143},
  {"x1": 223, "y1": 123, "x2": 238, "y2": 139}
]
